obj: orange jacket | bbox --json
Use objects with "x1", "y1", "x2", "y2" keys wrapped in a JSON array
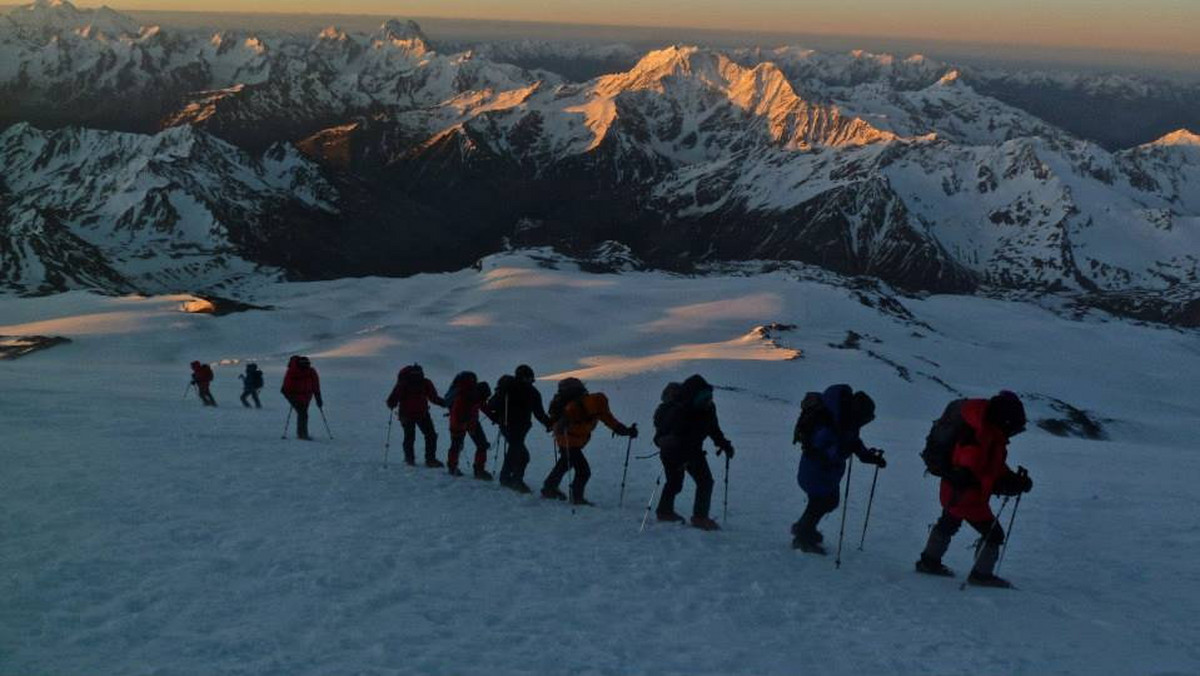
[{"x1": 554, "y1": 392, "x2": 625, "y2": 449}]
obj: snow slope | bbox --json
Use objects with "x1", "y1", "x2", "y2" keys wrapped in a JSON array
[{"x1": 2, "y1": 251, "x2": 1198, "y2": 674}]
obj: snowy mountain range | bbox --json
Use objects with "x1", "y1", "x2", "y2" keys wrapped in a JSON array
[{"x1": 1, "y1": 1, "x2": 1198, "y2": 325}]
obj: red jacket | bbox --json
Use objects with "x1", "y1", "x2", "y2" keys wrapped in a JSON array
[
  {"x1": 449, "y1": 388, "x2": 493, "y2": 434},
  {"x1": 282, "y1": 358, "x2": 322, "y2": 405},
  {"x1": 387, "y1": 377, "x2": 444, "y2": 420},
  {"x1": 940, "y1": 399, "x2": 1016, "y2": 522},
  {"x1": 191, "y1": 363, "x2": 214, "y2": 385}
]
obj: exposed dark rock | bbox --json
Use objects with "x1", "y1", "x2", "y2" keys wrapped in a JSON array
[{"x1": 0, "y1": 335, "x2": 71, "y2": 360}]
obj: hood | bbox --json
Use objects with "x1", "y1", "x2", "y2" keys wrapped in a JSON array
[
  {"x1": 679, "y1": 374, "x2": 713, "y2": 408},
  {"x1": 820, "y1": 384, "x2": 854, "y2": 426}
]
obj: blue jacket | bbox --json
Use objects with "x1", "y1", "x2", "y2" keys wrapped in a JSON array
[{"x1": 797, "y1": 385, "x2": 873, "y2": 497}]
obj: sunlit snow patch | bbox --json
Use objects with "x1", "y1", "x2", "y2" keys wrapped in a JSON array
[
  {"x1": 481, "y1": 267, "x2": 617, "y2": 290},
  {"x1": 544, "y1": 327, "x2": 801, "y2": 381},
  {"x1": 639, "y1": 293, "x2": 783, "y2": 332}
]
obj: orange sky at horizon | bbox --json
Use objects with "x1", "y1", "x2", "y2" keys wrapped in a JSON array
[{"x1": 61, "y1": 0, "x2": 1200, "y2": 56}]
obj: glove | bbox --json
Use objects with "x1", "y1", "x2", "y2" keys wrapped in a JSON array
[
  {"x1": 624, "y1": 423, "x2": 639, "y2": 440},
  {"x1": 315, "y1": 394, "x2": 324, "y2": 408},
  {"x1": 1018, "y1": 473, "x2": 1033, "y2": 494},
  {"x1": 868, "y1": 448, "x2": 887, "y2": 468},
  {"x1": 716, "y1": 439, "x2": 735, "y2": 459}
]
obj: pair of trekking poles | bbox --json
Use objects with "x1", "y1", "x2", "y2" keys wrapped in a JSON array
[
  {"x1": 280, "y1": 402, "x2": 334, "y2": 440},
  {"x1": 636, "y1": 446, "x2": 731, "y2": 534},
  {"x1": 956, "y1": 465, "x2": 1028, "y2": 590},
  {"x1": 833, "y1": 453, "x2": 884, "y2": 568}
]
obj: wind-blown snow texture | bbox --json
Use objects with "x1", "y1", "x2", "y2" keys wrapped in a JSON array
[{"x1": 3, "y1": 252, "x2": 1199, "y2": 675}]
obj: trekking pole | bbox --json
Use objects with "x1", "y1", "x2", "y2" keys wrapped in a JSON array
[
  {"x1": 858, "y1": 460, "x2": 882, "y2": 551},
  {"x1": 723, "y1": 454, "x2": 730, "y2": 522},
  {"x1": 319, "y1": 406, "x2": 334, "y2": 440},
  {"x1": 383, "y1": 408, "x2": 395, "y2": 468},
  {"x1": 567, "y1": 442, "x2": 576, "y2": 515},
  {"x1": 639, "y1": 472, "x2": 664, "y2": 533},
  {"x1": 494, "y1": 396, "x2": 509, "y2": 469},
  {"x1": 281, "y1": 405, "x2": 293, "y2": 440},
  {"x1": 618, "y1": 435, "x2": 633, "y2": 509},
  {"x1": 835, "y1": 457, "x2": 854, "y2": 569},
  {"x1": 996, "y1": 466, "x2": 1029, "y2": 574},
  {"x1": 182, "y1": 382, "x2": 194, "y2": 400},
  {"x1": 960, "y1": 496, "x2": 1011, "y2": 591}
]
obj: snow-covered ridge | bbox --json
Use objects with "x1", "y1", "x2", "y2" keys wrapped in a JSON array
[
  {"x1": 1148, "y1": 128, "x2": 1200, "y2": 147},
  {"x1": 1, "y1": 0, "x2": 1199, "y2": 325},
  {"x1": 0, "y1": 122, "x2": 337, "y2": 294}
]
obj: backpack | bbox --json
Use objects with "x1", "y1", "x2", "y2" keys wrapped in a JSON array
[
  {"x1": 445, "y1": 371, "x2": 477, "y2": 403},
  {"x1": 489, "y1": 375, "x2": 516, "y2": 417},
  {"x1": 247, "y1": 367, "x2": 264, "y2": 389},
  {"x1": 793, "y1": 392, "x2": 832, "y2": 452},
  {"x1": 549, "y1": 378, "x2": 588, "y2": 422},
  {"x1": 653, "y1": 382, "x2": 683, "y2": 447},
  {"x1": 921, "y1": 399, "x2": 972, "y2": 477}
]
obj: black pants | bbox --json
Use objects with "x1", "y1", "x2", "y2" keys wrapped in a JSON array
[
  {"x1": 657, "y1": 450, "x2": 715, "y2": 519},
  {"x1": 499, "y1": 425, "x2": 532, "y2": 484},
  {"x1": 921, "y1": 509, "x2": 1006, "y2": 576},
  {"x1": 543, "y1": 445, "x2": 590, "y2": 501},
  {"x1": 448, "y1": 422, "x2": 491, "y2": 471},
  {"x1": 401, "y1": 413, "x2": 438, "y2": 462},
  {"x1": 795, "y1": 492, "x2": 840, "y2": 542},
  {"x1": 240, "y1": 388, "x2": 261, "y2": 408},
  {"x1": 291, "y1": 400, "x2": 310, "y2": 439},
  {"x1": 198, "y1": 384, "x2": 217, "y2": 407}
]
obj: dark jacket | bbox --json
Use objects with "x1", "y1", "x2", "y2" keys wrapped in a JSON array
[
  {"x1": 797, "y1": 384, "x2": 876, "y2": 497},
  {"x1": 241, "y1": 366, "x2": 264, "y2": 391},
  {"x1": 654, "y1": 375, "x2": 729, "y2": 456},
  {"x1": 488, "y1": 377, "x2": 550, "y2": 432}
]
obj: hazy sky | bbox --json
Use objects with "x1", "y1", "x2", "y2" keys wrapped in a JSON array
[{"x1": 77, "y1": 0, "x2": 1200, "y2": 55}]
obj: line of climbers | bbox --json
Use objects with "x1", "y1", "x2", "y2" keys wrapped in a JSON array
[
  {"x1": 188, "y1": 356, "x2": 1037, "y2": 587},
  {"x1": 188, "y1": 362, "x2": 265, "y2": 409}
]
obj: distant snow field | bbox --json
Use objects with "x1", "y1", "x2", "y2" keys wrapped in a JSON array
[{"x1": 3, "y1": 252, "x2": 1199, "y2": 675}]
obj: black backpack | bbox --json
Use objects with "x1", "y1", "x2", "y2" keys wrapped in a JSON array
[
  {"x1": 549, "y1": 378, "x2": 588, "y2": 421},
  {"x1": 921, "y1": 399, "x2": 972, "y2": 477},
  {"x1": 489, "y1": 374, "x2": 515, "y2": 417},
  {"x1": 793, "y1": 392, "x2": 831, "y2": 452},
  {"x1": 247, "y1": 367, "x2": 264, "y2": 389},
  {"x1": 653, "y1": 382, "x2": 684, "y2": 448}
]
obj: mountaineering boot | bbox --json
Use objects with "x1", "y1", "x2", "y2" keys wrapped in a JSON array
[
  {"x1": 967, "y1": 571, "x2": 1014, "y2": 588},
  {"x1": 425, "y1": 456, "x2": 444, "y2": 469},
  {"x1": 474, "y1": 468, "x2": 494, "y2": 481},
  {"x1": 657, "y1": 511, "x2": 685, "y2": 523},
  {"x1": 690, "y1": 516, "x2": 721, "y2": 531},
  {"x1": 541, "y1": 487, "x2": 568, "y2": 501},
  {"x1": 570, "y1": 496, "x2": 595, "y2": 507},
  {"x1": 448, "y1": 466, "x2": 464, "y2": 477},
  {"x1": 792, "y1": 528, "x2": 827, "y2": 554},
  {"x1": 915, "y1": 556, "x2": 955, "y2": 577},
  {"x1": 507, "y1": 481, "x2": 533, "y2": 494},
  {"x1": 404, "y1": 456, "x2": 416, "y2": 467},
  {"x1": 791, "y1": 521, "x2": 824, "y2": 542}
]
